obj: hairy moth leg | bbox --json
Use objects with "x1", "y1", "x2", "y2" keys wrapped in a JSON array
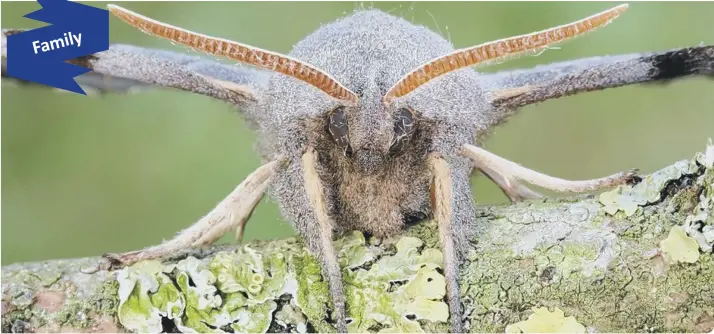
[
  {"x1": 478, "y1": 165, "x2": 543, "y2": 202},
  {"x1": 461, "y1": 144, "x2": 637, "y2": 193},
  {"x1": 104, "y1": 160, "x2": 280, "y2": 266},
  {"x1": 428, "y1": 153, "x2": 466, "y2": 333},
  {"x1": 302, "y1": 147, "x2": 348, "y2": 333}
]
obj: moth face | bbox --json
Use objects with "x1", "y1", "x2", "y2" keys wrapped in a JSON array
[{"x1": 326, "y1": 105, "x2": 418, "y2": 174}]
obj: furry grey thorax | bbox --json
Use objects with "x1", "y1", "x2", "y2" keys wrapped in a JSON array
[{"x1": 246, "y1": 10, "x2": 494, "y2": 238}]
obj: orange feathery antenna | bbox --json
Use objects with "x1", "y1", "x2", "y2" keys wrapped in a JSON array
[
  {"x1": 108, "y1": 5, "x2": 359, "y2": 104},
  {"x1": 382, "y1": 4, "x2": 629, "y2": 105}
]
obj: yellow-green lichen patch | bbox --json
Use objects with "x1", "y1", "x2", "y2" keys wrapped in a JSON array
[
  {"x1": 209, "y1": 245, "x2": 296, "y2": 303},
  {"x1": 113, "y1": 233, "x2": 447, "y2": 333},
  {"x1": 294, "y1": 253, "x2": 333, "y2": 333},
  {"x1": 599, "y1": 187, "x2": 639, "y2": 216},
  {"x1": 171, "y1": 257, "x2": 222, "y2": 332},
  {"x1": 229, "y1": 301, "x2": 277, "y2": 333},
  {"x1": 335, "y1": 231, "x2": 375, "y2": 269},
  {"x1": 275, "y1": 301, "x2": 308, "y2": 333},
  {"x1": 505, "y1": 307, "x2": 586, "y2": 333},
  {"x1": 116, "y1": 260, "x2": 174, "y2": 333},
  {"x1": 661, "y1": 226, "x2": 700, "y2": 264},
  {"x1": 365, "y1": 237, "x2": 442, "y2": 282},
  {"x1": 599, "y1": 159, "x2": 698, "y2": 216},
  {"x1": 344, "y1": 236, "x2": 448, "y2": 332},
  {"x1": 403, "y1": 220, "x2": 440, "y2": 248},
  {"x1": 116, "y1": 239, "x2": 308, "y2": 333},
  {"x1": 151, "y1": 273, "x2": 185, "y2": 320}
]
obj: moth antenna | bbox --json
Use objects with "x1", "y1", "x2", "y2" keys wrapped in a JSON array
[
  {"x1": 383, "y1": 3, "x2": 629, "y2": 105},
  {"x1": 107, "y1": 5, "x2": 359, "y2": 105}
]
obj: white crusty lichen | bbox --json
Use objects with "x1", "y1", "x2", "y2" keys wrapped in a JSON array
[{"x1": 115, "y1": 232, "x2": 449, "y2": 333}]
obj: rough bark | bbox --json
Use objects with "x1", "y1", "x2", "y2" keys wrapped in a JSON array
[{"x1": 2, "y1": 143, "x2": 714, "y2": 334}]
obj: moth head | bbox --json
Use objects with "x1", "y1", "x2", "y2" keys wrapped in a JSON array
[{"x1": 325, "y1": 103, "x2": 418, "y2": 174}]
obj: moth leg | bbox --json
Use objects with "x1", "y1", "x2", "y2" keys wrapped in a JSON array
[
  {"x1": 234, "y1": 216, "x2": 250, "y2": 245},
  {"x1": 301, "y1": 147, "x2": 348, "y2": 333},
  {"x1": 462, "y1": 144, "x2": 637, "y2": 193},
  {"x1": 428, "y1": 154, "x2": 468, "y2": 333},
  {"x1": 478, "y1": 165, "x2": 543, "y2": 202},
  {"x1": 104, "y1": 160, "x2": 279, "y2": 266}
]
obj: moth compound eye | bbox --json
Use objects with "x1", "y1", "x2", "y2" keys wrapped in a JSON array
[
  {"x1": 389, "y1": 107, "x2": 416, "y2": 156},
  {"x1": 327, "y1": 107, "x2": 353, "y2": 157}
]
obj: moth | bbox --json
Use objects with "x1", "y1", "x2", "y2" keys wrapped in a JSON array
[{"x1": 2, "y1": 3, "x2": 713, "y2": 332}]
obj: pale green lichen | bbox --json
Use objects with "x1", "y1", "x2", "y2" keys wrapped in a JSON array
[
  {"x1": 598, "y1": 187, "x2": 640, "y2": 216},
  {"x1": 599, "y1": 158, "x2": 699, "y2": 216},
  {"x1": 345, "y1": 236, "x2": 447, "y2": 333},
  {"x1": 116, "y1": 240, "x2": 302, "y2": 333},
  {"x1": 661, "y1": 226, "x2": 700, "y2": 263},
  {"x1": 115, "y1": 232, "x2": 449, "y2": 333},
  {"x1": 275, "y1": 301, "x2": 308, "y2": 333},
  {"x1": 151, "y1": 273, "x2": 185, "y2": 320},
  {"x1": 403, "y1": 220, "x2": 440, "y2": 248},
  {"x1": 229, "y1": 301, "x2": 277, "y2": 333},
  {"x1": 294, "y1": 252, "x2": 333, "y2": 333},
  {"x1": 335, "y1": 231, "x2": 375, "y2": 269},
  {"x1": 505, "y1": 307, "x2": 586, "y2": 333},
  {"x1": 116, "y1": 260, "x2": 167, "y2": 333},
  {"x1": 363, "y1": 237, "x2": 442, "y2": 282}
]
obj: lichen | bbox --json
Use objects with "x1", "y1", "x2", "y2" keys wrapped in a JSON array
[
  {"x1": 294, "y1": 252, "x2": 332, "y2": 333},
  {"x1": 274, "y1": 301, "x2": 308, "y2": 333},
  {"x1": 114, "y1": 232, "x2": 449, "y2": 333},
  {"x1": 682, "y1": 147, "x2": 714, "y2": 252},
  {"x1": 116, "y1": 260, "x2": 168, "y2": 333},
  {"x1": 403, "y1": 220, "x2": 440, "y2": 248},
  {"x1": 345, "y1": 236, "x2": 447, "y2": 333},
  {"x1": 599, "y1": 159, "x2": 698, "y2": 216},
  {"x1": 598, "y1": 186, "x2": 640, "y2": 216},
  {"x1": 335, "y1": 231, "x2": 375, "y2": 269},
  {"x1": 460, "y1": 141, "x2": 714, "y2": 333},
  {"x1": 116, "y1": 240, "x2": 303, "y2": 333},
  {"x1": 661, "y1": 226, "x2": 700, "y2": 263},
  {"x1": 228, "y1": 300, "x2": 277, "y2": 333},
  {"x1": 505, "y1": 307, "x2": 585, "y2": 333}
]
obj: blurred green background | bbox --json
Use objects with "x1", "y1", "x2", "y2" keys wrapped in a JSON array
[{"x1": 2, "y1": 2, "x2": 713, "y2": 265}]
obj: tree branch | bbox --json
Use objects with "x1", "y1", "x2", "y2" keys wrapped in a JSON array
[{"x1": 3, "y1": 142, "x2": 713, "y2": 333}]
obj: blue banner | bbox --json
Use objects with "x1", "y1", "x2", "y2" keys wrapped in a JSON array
[{"x1": 6, "y1": 0, "x2": 109, "y2": 94}]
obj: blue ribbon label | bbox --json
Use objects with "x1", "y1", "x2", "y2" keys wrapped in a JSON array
[{"x1": 6, "y1": 0, "x2": 109, "y2": 94}]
